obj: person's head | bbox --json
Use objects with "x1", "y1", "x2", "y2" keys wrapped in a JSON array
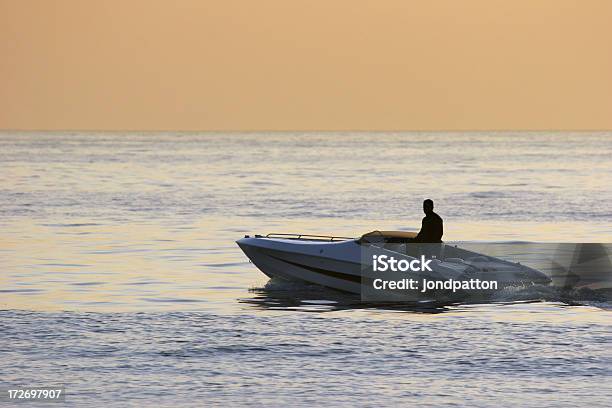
[{"x1": 423, "y1": 199, "x2": 434, "y2": 215}]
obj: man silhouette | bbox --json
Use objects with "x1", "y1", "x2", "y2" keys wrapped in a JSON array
[{"x1": 412, "y1": 199, "x2": 443, "y2": 243}]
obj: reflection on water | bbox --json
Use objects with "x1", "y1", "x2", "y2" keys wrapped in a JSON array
[
  {"x1": 240, "y1": 278, "x2": 612, "y2": 314},
  {"x1": 241, "y1": 279, "x2": 455, "y2": 313}
]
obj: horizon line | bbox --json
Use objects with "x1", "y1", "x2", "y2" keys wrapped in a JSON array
[{"x1": 1, "y1": 128, "x2": 611, "y2": 133}]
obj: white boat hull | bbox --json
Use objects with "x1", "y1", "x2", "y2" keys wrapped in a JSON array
[
  {"x1": 238, "y1": 237, "x2": 363, "y2": 293},
  {"x1": 237, "y1": 235, "x2": 552, "y2": 296}
]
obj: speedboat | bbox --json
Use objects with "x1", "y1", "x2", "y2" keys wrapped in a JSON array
[{"x1": 237, "y1": 231, "x2": 551, "y2": 297}]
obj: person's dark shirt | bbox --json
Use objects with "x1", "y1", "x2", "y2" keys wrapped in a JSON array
[{"x1": 413, "y1": 211, "x2": 443, "y2": 243}]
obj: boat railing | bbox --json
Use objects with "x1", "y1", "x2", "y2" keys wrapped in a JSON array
[{"x1": 264, "y1": 233, "x2": 354, "y2": 242}]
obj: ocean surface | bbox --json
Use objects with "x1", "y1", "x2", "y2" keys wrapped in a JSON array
[{"x1": 1, "y1": 131, "x2": 611, "y2": 406}]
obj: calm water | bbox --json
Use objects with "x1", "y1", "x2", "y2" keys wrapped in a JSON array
[{"x1": 1, "y1": 132, "x2": 611, "y2": 406}]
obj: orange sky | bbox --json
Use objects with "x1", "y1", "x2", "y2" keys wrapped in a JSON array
[{"x1": 1, "y1": 0, "x2": 611, "y2": 131}]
